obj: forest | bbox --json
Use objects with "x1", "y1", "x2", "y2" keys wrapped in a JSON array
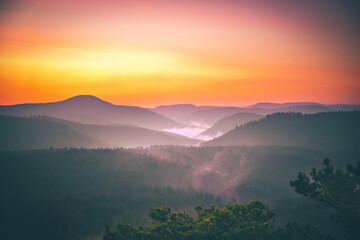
[
  {"x1": 1, "y1": 100, "x2": 359, "y2": 240},
  {"x1": 0, "y1": 147, "x2": 358, "y2": 240}
]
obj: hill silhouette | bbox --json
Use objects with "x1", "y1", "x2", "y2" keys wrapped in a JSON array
[
  {"x1": 0, "y1": 115, "x2": 104, "y2": 150},
  {"x1": 204, "y1": 111, "x2": 360, "y2": 152},
  {"x1": 0, "y1": 115, "x2": 200, "y2": 150},
  {"x1": 198, "y1": 112, "x2": 264, "y2": 138},
  {"x1": 178, "y1": 102, "x2": 360, "y2": 128},
  {"x1": 39, "y1": 116, "x2": 200, "y2": 148},
  {"x1": 181, "y1": 107, "x2": 245, "y2": 126},
  {"x1": 149, "y1": 104, "x2": 217, "y2": 122},
  {"x1": 180, "y1": 105, "x2": 333, "y2": 126}
]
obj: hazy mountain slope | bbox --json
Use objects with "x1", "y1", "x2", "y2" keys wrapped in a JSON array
[
  {"x1": 246, "y1": 102, "x2": 360, "y2": 112},
  {"x1": 198, "y1": 112, "x2": 264, "y2": 138},
  {"x1": 181, "y1": 107, "x2": 244, "y2": 126},
  {"x1": 39, "y1": 116, "x2": 200, "y2": 148},
  {"x1": 328, "y1": 104, "x2": 360, "y2": 111},
  {"x1": 204, "y1": 111, "x2": 360, "y2": 152},
  {"x1": 181, "y1": 104, "x2": 331, "y2": 126},
  {"x1": 241, "y1": 104, "x2": 331, "y2": 115},
  {"x1": 0, "y1": 95, "x2": 183, "y2": 130},
  {"x1": 149, "y1": 104, "x2": 217, "y2": 122},
  {"x1": 0, "y1": 115, "x2": 104, "y2": 150},
  {"x1": 268, "y1": 104, "x2": 331, "y2": 114}
]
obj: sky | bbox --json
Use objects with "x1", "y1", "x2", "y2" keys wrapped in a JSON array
[{"x1": 0, "y1": 0, "x2": 359, "y2": 107}]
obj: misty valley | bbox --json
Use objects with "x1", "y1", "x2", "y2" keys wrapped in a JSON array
[
  {"x1": 0, "y1": 96, "x2": 359, "y2": 240},
  {"x1": 2, "y1": 0, "x2": 360, "y2": 239}
]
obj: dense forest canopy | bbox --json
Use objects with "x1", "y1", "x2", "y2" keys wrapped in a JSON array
[
  {"x1": 205, "y1": 111, "x2": 360, "y2": 153},
  {"x1": 0, "y1": 148, "x2": 219, "y2": 240},
  {"x1": 1, "y1": 147, "x2": 358, "y2": 239}
]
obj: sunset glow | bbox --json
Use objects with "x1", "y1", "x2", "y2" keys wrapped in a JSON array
[{"x1": 1, "y1": 0, "x2": 359, "y2": 106}]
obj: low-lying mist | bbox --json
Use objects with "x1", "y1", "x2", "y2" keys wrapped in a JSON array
[{"x1": 162, "y1": 120, "x2": 214, "y2": 140}]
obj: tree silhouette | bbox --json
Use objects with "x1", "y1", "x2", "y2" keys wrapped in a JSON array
[
  {"x1": 290, "y1": 159, "x2": 360, "y2": 239},
  {"x1": 103, "y1": 201, "x2": 331, "y2": 240}
]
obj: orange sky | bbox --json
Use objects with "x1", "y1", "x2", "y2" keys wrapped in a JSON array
[{"x1": 0, "y1": 0, "x2": 359, "y2": 107}]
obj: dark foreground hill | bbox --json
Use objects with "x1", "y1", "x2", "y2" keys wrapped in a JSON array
[
  {"x1": 0, "y1": 95, "x2": 183, "y2": 130},
  {"x1": 0, "y1": 115, "x2": 199, "y2": 150},
  {"x1": 204, "y1": 111, "x2": 360, "y2": 152}
]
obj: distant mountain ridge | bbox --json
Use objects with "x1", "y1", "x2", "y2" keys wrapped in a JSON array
[
  {"x1": 245, "y1": 102, "x2": 324, "y2": 109},
  {"x1": 0, "y1": 95, "x2": 183, "y2": 130},
  {"x1": 181, "y1": 107, "x2": 244, "y2": 126},
  {"x1": 2, "y1": 97, "x2": 359, "y2": 131},
  {"x1": 245, "y1": 102, "x2": 360, "y2": 111},
  {"x1": 149, "y1": 104, "x2": 217, "y2": 123}
]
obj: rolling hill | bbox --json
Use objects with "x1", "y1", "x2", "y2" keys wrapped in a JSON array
[
  {"x1": 245, "y1": 102, "x2": 324, "y2": 109},
  {"x1": 246, "y1": 102, "x2": 360, "y2": 112},
  {"x1": 149, "y1": 104, "x2": 217, "y2": 122},
  {"x1": 181, "y1": 107, "x2": 245, "y2": 126},
  {"x1": 39, "y1": 116, "x2": 200, "y2": 148},
  {"x1": 179, "y1": 103, "x2": 359, "y2": 127},
  {"x1": 0, "y1": 95, "x2": 183, "y2": 130},
  {"x1": 204, "y1": 111, "x2": 360, "y2": 152},
  {"x1": 180, "y1": 105, "x2": 331, "y2": 126},
  {"x1": 197, "y1": 112, "x2": 264, "y2": 138},
  {"x1": 0, "y1": 115, "x2": 104, "y2": 150}
]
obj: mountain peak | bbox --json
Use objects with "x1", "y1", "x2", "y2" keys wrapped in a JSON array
[{"x1": 63, "y1": 95, "x2": 111, "y2": 105}]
